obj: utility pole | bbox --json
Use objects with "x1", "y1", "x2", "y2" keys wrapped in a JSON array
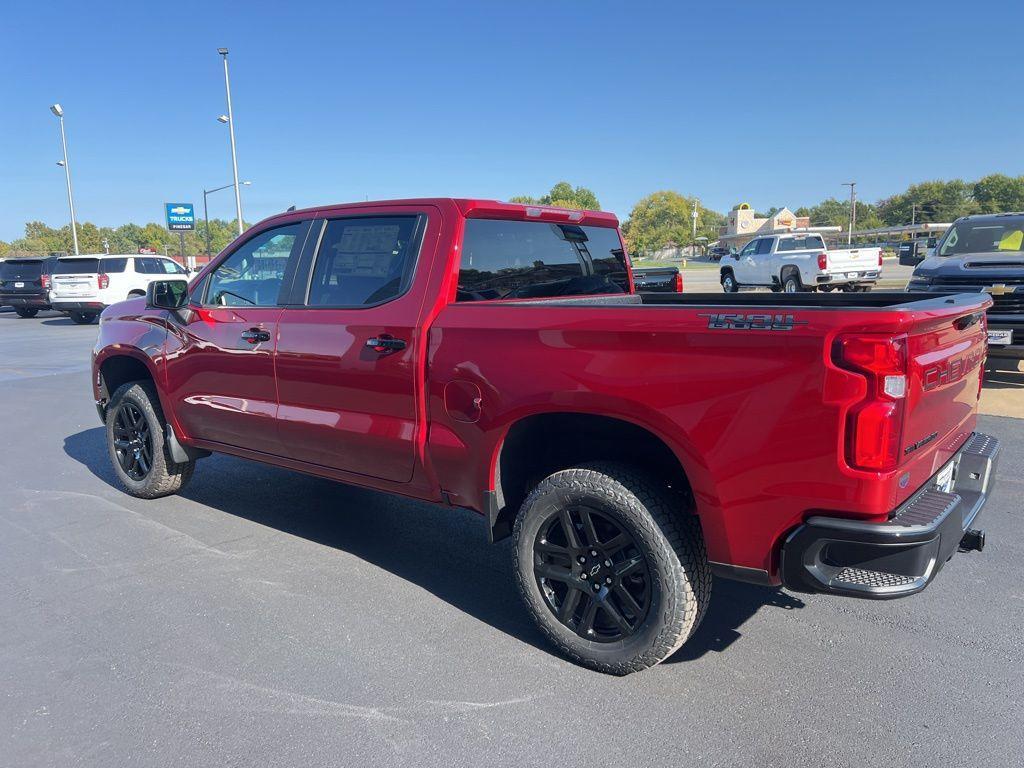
[
  {"x1": 911, "y1": 203, "x2": 916, "y2": 226},
  {"x1": 842, "y1": 182, "x2": 856, "y2": 246}
]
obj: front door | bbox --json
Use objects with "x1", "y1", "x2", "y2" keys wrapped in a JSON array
[
  {"x1": 164, "y1": 219, "x2": 311, "y2": 455},
  {"x1": 733, "y1": 239, "x2": 760, "y2": 283},
  {"x1": 274, "y1": 210, "x2": 434, "y2": 482}
]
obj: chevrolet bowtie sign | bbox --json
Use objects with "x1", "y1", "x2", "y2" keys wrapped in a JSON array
[
  {"x1": 165, "y1": 202, "x2": 196, "y2": 231},
  {"x1": 984, "y1": 284, "x2": 1013, "y2": 296}
]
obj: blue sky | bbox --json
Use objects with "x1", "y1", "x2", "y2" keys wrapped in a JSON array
[{"x1": 2, "y1": 0, "x2": 1022, "y2": 240}]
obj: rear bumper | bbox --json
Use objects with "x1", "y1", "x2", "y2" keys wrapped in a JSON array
[
  {"x1": 51, "y1": 300, "x2": 106, "y2": 313},
  {"x1": 781, "y1": 432, "x2": 1000, "y2": 599},
  {"x1": 816, "y1": 270, "x2": 880, "y2": 285},
  {"x1": 0, "y1": 294, "x2": 49, "y2": 308}
]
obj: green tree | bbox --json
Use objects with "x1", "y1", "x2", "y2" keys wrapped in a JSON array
[
  {"x1": 510, "y1": 181, "x2": 601, "y2": 210},
  {"x1": 877, "y1": 179, "x2": 978, "y2": 225},
  {"x1": 797, "y1": 198, "x2": 882, "y2": 231},
  {"x1": 972, "y1": 174, "x2": 1024, "y2": 214},
  {"x1": 622, "y1": 191, "x2": 724, "y2": 255}
]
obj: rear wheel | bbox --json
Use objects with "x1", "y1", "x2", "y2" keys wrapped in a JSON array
[
  {"x1": 720, "y1": 271, "x2": 739, "y2": 293},
  {"x1": 782, "y1": 270, "x2": 804, "y2": 293},
  {"x1": 106, "y1": 381, "x2": 194, "y2": 498},
  {"x1": 14, "y1": 307, "x2": 39, "y2": 318},
  {"x1": 70, "y1": 311, "x2": 97, "y2": 325},
  {"x1": 513, "y1": 462, "x2": 710, "y2": 675}
]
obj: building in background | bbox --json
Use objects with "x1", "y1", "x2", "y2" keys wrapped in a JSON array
[{"x1": 718, "y1": 203, "x2": 840, "y2": 250}]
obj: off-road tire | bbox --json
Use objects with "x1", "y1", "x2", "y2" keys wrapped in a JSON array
[
  {"x1": 106, "y1": 381, "x2": 194, "y2": 498},
  {"x1": 14, "y1": 307, "x2": 39, "y2": 318},
  {"x1": 513, "y1": 462, "x2": 711, "y2": 675},
  {"x1": 781, "y1": 269, "x2": 805, "y2": 293}
]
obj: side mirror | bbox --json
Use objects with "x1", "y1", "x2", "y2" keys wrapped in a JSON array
[{"x1": 146, "y1": 279, "x2": 189, "y2": 310}]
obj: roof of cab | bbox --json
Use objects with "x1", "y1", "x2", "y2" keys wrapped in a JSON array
[{"x1": 258, "y1": 198, "x2": 620, "y2": 229}]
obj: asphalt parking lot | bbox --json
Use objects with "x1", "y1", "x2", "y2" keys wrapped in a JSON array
[{"x1": 2, "y1": 310, "x2": 1022, "y2": 768}]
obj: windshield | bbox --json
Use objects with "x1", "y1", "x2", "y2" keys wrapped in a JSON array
[
  {"x1": 1, "y1": 261, "x2": 43, "y2": 280},
  {"x1": 53, "y1": 258, "x2": 100, "y2": 275},
  {"x1": 938, "y1": 217, "x2": 1024, "y2": 256}
]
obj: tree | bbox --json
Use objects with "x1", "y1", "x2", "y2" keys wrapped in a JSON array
[
  {"x1": 510, "y1": 181, "x2": 601, "y2": 210},
  {"x1": 796, "y1": 198, "x2": 882, "y2": 231},
  {"x1": 876, "y1": 179, "x2": 978, "y2": 226},
  {"x1": 621, "y1": 191, "x2": 725, "y2": 255},
  {"x1": 972, "y1": 174, "x2": 1024, "y2": 214}
]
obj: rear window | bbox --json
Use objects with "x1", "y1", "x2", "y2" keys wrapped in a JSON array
[
  {"x1": 777, "y1": 235, "x2": 825, "y2": 252},
  {"x1": 53, "y1": 258, "x2": 99, "y2": 275},
  {"x1": 1, "y1": 261, "x2": 43, "y2": 280},
  {"x1": 457, "y1": 219, "x2": 628, "y2": 301}
]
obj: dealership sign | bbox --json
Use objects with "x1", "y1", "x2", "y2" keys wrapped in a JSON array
[{"x1": 165, "y1": 202, "x2": 196, "y2": 231}]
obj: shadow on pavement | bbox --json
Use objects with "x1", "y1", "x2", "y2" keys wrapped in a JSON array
[
  {"x1": 64, "y1": 426, "x2": 797, "y2": 665},
  {"x1": 41, "y1": 317, "x2": 89, "y2": 327}
]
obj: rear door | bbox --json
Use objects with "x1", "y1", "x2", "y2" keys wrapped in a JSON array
[
  {"x1": 273, "y1": 207, "x2": 436, "y2": 482},
  {"x1": 164, "y1": 219, "x2": 312, "y2": 455}
]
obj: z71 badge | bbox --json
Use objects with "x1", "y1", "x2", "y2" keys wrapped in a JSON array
[{"x1": 698, "y1": 313, "x2": 808, "y2": 331}]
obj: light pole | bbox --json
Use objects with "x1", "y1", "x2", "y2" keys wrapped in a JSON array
[
  {"x1": 203, "y1": 180, "x2": 251, "y2": 255},
  {"x1": 50, "y1": 104, "x2": 79, "y2": 255},
  {"x1": 217, "y1": 48, "x2": 244, "y2": 236},
  {"x1": 842, "y1": 181, "x2": 857, "y2": 246}
]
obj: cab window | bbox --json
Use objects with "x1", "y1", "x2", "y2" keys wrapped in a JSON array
[
  {"x1": 739, "y1": 240, "x2": 759, "y2": 257},
  {"x1": 205, "y1": 223, "x2": 306, "y2": 306},
  {"x1": 756, "y1": 238, "x2": 774, "y2": 255}
]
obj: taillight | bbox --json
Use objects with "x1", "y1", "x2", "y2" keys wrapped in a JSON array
[
  {"x1": 98, "y1": 273, "x2": 109, "y2": 290},
  {"x1": 817, "y1": 253, "x2": 827, "y2": 270},
  {"x1": 41, "y1": 274, "x2": 51, "y2": 289},
  {"x1": 878, "y1": 252, "x2": 884, "y2": 267},
  {"x1": 672, "y1": 271, "x2": 683, "y2": 293},
  {"x1": 833, "y1": 333, "x2": 908, "y2": 471}
]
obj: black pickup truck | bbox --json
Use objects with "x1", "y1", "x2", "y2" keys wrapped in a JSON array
[{"x1": 907, "y1": 213, "x2": 1024, "y2": 359}]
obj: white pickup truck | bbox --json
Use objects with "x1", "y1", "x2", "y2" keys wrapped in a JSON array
[{"x1": 719, "y1": 233, "x2": 882, "y2": 293}]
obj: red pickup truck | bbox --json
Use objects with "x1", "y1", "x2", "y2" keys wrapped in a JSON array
[{"x1": 92, "y1": 198, "x2": 1000, "y2": 674}]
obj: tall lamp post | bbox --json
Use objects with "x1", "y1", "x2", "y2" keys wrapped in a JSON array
[
  {"x1": 203, "y1": 180, "x2": 251, "y2": 256},
  {"x1": 217, "y1": 48, "x2": 244, "y2": 236},
  {"x1": 842, "y1": 181, "x2": 857, "y2": 246},
  {"x1": 50, "y1": 104, "x2": 79, "y2": 255}
]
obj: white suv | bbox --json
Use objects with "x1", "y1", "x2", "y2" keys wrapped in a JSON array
[{"x1": 50, "y1": 254, "x2": 189, "y2": 324}]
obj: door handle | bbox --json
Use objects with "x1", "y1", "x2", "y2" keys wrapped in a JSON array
[
  {"x1": 365, "y1": 335, "x2": 407, "y2": 353},
  {"x1": 241, "y1": 327, "x2": 271, "y2": 344}
]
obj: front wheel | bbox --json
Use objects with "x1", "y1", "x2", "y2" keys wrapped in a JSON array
[
  {"x1": 721, "y1": 272, "x2": 739, "y2": 293},
  {"x1": 513, "y1": 463, "x2": 710, "y2": 675},
  {"x1": 14, "y1": 307, "x2": 39, "y2": 318},
  {"x1": 70, "y1": 311, "x2": 97, "y2": 325},
  {"x1": 106, "y1": 381, "x2": 194, "y2": 498}
]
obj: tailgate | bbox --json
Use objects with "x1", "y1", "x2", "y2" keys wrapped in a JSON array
[
  {"x1": 902, "y1": 300, "x2": 989, "y2": 468},
  {"x1": 828, "y1": 247, "x2": 877, "y2": 273}
]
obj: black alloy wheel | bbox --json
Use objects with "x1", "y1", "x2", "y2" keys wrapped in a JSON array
[
  {"x1": 112, "y1": 402, "x2": 153, "y2": 480},
  {"x1": 533, "y1": 506, "x2": 652, "y2": 642}
]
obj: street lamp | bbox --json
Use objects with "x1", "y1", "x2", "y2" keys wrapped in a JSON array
[
  {"x1": 217, "y1": 48, "x2": 244, "y2": 236},
  {"x1": 842, "y1": 181, "x2": 857, "y2": 246},
  {"x1": 203, "y1": 180, "x2": 251, "y2": 256},
  {"x1": 50, "y1": 103, "x2": 80, "y2": 255}
]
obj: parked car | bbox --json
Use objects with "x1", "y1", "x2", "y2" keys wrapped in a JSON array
[
  {"x1": 720, "y1": 233, "x2": 882, "y2": 293},
  {"x1": 92, "y1": 198, "x2": 998, "y2": 674},
  {"x1": 630, "y1": 265, "x2": 683, "y2": 292},
  {"x1": 50, "y1": 254, "x2": 188, "y2": 324},
  {"x1": 907, "y1": 212, "x2": 1024, "y2": 359},
  {"x1": 707, "y1": 245, "x2": 732, "y2": 261},
  {"x1": 0, "y1": 255, "x2": 58, "y2": 317}
]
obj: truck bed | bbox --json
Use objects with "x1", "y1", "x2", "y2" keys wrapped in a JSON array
[{"x1": 536, "y1": 290, "x2": 980, "y2": 311}]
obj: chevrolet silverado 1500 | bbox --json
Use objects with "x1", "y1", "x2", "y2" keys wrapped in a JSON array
[{"x1": 91, "y1": 198, "x2": 1000, "y2": 674}]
